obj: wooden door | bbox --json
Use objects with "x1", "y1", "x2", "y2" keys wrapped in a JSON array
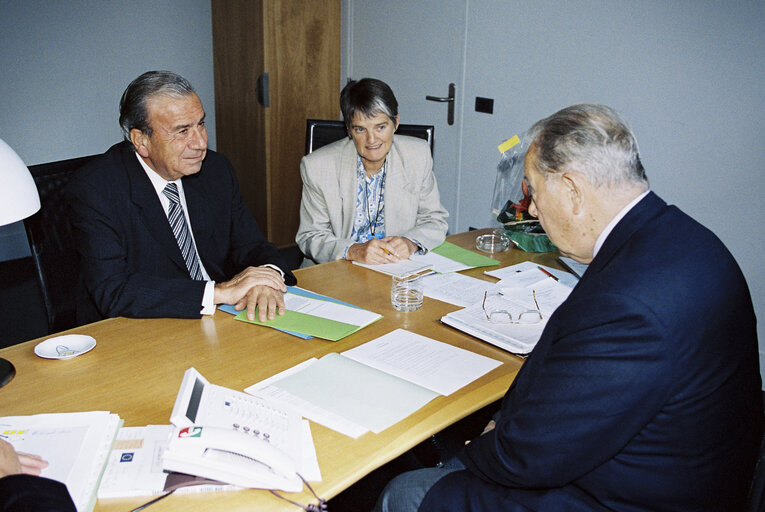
[{"x1": 212, "y1": 0, "x2": 340, "y2": 247}]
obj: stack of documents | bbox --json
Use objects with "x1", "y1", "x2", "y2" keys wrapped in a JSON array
[
  {"x1": 222, "y1": 286, "x2": 382, "y2": 341},
  {"x1": 421, "y1": 272, "x2": 497, "y2": 307},
  {"x1": 353, "y1": 241, "x2": 499, "y2": 276},
  {"x1": 246, "y1": 329, "x2": 502, "y2": 437},
  {"x1": 98, "y1": 425, "x2": 234, "y2": 498},
  {"x1": 1, "y1": 411, "x2": 122, "y2": 512},
  {"x1": 441, "y1": 262, "x2": 575, "y2": 355}
]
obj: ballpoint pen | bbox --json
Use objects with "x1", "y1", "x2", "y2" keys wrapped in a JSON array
[{"x1": 537, "y1": 266, "x2": 559, "y2": 281}]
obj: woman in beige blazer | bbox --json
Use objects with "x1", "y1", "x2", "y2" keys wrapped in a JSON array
[{"x1": 296, "y1": 78, "x2": 448, "y2": 266}]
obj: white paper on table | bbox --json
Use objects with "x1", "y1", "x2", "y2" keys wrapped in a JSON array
[
  {"x1": 352, "y1": 259, "x2": 432, "y2": 277},
  {"x1": 0, "y1": 411, "x2": 121, "y2": 512},
  {"x1": 499, "y1": 278, "x2": 572, "y2": 317},
  {"x1": 98, "y1": 425, "x2": 173, "y2": 498},
  {"x1": 485, "y1": 261, "x2": 578, "y2": 289},
  {"x1": 298, "y1": 420, "x2": 322, "y2": 481},
  {"x1": 271, "y1": 353, "x2": 438, "y2": 434},
  {"x1": 283, "y1": 292, "x2": 380, "y2": 326},
  {"x1": 442, "y1": 301, "x2": 545, "y2": 353},
  {"x1": 410, "y1": 251, "x2": 471, "y2": 273},
  {"x1": 249, "y1": 329, "x2": 501, "y2": 435},
  {"x1": 341, "y1": 329, "x2": 502, "y2": 396},
  {"x1": 422, "y1": 272, "x2": 496, "y2": 307},
  {"x1": 247, "y1": 363, "x2": 369, "y2": 439}
]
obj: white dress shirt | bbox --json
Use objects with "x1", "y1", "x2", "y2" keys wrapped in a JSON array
[
  {"x1": 135, "y1": 153, "x2": 217, "y2": 314},
  {"x1": 592, "y1": 190, "x2": 650, "y2": 259}
]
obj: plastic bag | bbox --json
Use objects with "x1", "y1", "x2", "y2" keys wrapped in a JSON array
[
  {"x1": 490, "y1": 134, "x2": 527, "y2": 221},
  {"x1": 490, "y1": 134, "x2": 557, "y2": 252}
]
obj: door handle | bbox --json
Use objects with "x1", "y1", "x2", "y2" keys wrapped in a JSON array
[
  {"x1": 256, "y1": 72, "x2": 269, "y2": 107},
  {"x1": 426, "y1": 83, "x2": 455, "y2": 125}
]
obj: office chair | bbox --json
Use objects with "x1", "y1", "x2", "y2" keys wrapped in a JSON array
[
  {"x1": 747, "y1": 426, "x2": 765, "y2": 512},
  {"x1": 23, "y1": 155, "x2": 97, "y2": 333},
  {"x1": 305, "y1": 119, "x2": 435, "y2": 155}
]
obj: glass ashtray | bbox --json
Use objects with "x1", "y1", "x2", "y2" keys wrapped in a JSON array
[{"x1": 476, "y1": 231, "x2": 511, "y2": 253}]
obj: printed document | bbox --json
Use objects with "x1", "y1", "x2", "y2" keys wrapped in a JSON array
[
  {"x1": 247, "y1": 329, "x2": 502, "y2": 435},
  {"x1": 485, "y1": 260, "x2": 579, "y2": 289},
  {"x1": 0, "y1": 411, "x2": 121, "y2": 512},
  {"x1": 442, "y1": 264, "x2": 575, "y2": 355},
  {"x1": 422, "y1": 272, "x2": 496, "y2": 307}
]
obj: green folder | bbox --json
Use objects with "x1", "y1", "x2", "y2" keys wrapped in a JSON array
[
  {"x1": 234, "y1": 305, "x2": 380, "y2": 342},
  {"x1": 431, "y1": 241, "x2": 499, "y2": 268}
]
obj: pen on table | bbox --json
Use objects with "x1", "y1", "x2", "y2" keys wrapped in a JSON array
[
  {"x1": 382, "y1": 247, "x2": 395, "y2": 257},
  {"x1": 537, "y1": 266, "x2": 559, "y2": 281}
]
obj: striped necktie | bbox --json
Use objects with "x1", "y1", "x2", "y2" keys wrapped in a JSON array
[{"x1": 162, "y1": 182, "x2": 204, "y2": 280}]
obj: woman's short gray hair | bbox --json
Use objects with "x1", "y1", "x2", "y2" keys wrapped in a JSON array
[
  {"x1": 525, "y1": 104, "x2": 648, "y2": 188},
  {"x1": 340, "y1": 78, "x2": 398, "y2": 135},
  {"x1": 119, "y1": 70, "x2": 196, "y2": 141}
]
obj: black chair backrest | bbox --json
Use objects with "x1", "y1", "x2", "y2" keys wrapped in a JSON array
[
  {"x1": 23, "y1": 155, "x2": 98, "y2": 333},
  {"x1": 747, "y1": 427, "x2": 765, "y2": 512},
  {"x1": 305, "y1": 119, "x2": 435, "y2": 155}
]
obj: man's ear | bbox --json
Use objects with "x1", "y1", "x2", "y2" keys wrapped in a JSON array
[
  {"x1": 561, "y1": 173, "x2": 585, "y2": 215},
  {"x1": 129, "y1": 129, "x2": 150, "y2": 158}
]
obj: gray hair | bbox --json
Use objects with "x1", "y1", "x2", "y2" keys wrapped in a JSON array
[
  {"x1": 119, "y1": 71, "x2": 196, "y2": 141},
  {"x1": 340, "y1": 78, "x2": 399, "y2": 135},
  {"x1": 525, "y1": 104, "x2": 648, "y2": 188}
]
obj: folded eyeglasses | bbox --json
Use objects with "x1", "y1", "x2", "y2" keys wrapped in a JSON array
[{"x1": 482, "y1": 290, "x2": 543, "y2": 324}]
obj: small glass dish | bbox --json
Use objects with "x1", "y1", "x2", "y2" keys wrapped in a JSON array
[{"x1": 476, "y1": 230, "x2": 511, "y2": 253}]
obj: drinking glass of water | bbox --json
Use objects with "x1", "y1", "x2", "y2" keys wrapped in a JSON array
[{"x1": 391, "y1": 273, "x2": 424, "y2": 312}]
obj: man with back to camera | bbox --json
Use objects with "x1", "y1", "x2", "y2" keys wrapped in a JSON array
[
  {"x1": 67, "y1": 71, "x2": 296, "y2": 323},
  {"x1": 374, "y1": 104, "x2": 763, "y2": 511}
]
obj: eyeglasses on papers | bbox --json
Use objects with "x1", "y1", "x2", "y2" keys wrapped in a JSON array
[{"x1": 482, "y1": 290, "x2": 543, "y2": 325}]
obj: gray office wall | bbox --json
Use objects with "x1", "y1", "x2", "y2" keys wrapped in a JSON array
[
  {"x1": 0, "y1": 0, "x2": 216, "y2": 260},
  {"x1": 343, "y1": 0, "x2": 765, "y2": 385}
]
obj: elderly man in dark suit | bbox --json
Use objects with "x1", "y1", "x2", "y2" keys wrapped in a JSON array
[
  {"x1": 375, "y1": 104, "x2": 762, "y2": 511},
  {"x1": 68, "y1": 71, "x2": 295, "y2": 323}
]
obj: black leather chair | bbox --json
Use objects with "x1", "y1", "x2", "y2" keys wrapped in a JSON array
[
  {"x1": 305, "y1": 119, "x2": 434, "y2": 155},
  {"x1": 747, "y1": 426, "x2": 765, "y2": 512},
  {"x1": 23, "y1": 155, "x2": 97, "y2": 333}
]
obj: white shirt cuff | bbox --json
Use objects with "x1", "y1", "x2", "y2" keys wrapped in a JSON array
[
  {"x1": 262, "y1": 264, "x2": 285, "y2": 280},
  {"x1": 201, "y1": 281, "x2": 216, "y2": 315}
]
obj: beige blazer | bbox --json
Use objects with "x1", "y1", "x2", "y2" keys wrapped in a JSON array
[{"x1": 296, "y1": 135, "x2": 448, "y2": 265}]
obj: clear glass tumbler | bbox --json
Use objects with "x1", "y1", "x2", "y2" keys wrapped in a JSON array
[{"x1": 391, "y1": 273, "x2": 424, "y2": 312}]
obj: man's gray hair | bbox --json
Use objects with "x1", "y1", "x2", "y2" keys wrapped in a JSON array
[
  {"x1": 525, "y1": 104, "x2": 648, "y2": 188},
  {"x1": 119, "y1": 71, "x2": 196, "y2": 141}
]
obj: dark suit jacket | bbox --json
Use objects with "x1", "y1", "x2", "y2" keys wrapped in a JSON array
[
  {"x1": 422, "y1": 192, "x2": 763, "y2": 512},
  {"x1": 67, "y1": 141, "x2": 296, "y2": 322},
  {"x1": 0, "y1": 475, "x2": 75, "y2": 512}
]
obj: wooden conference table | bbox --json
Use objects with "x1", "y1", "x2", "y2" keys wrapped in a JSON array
[{"x1": 1, "y1": 229, "x2": 562, "y2": 511}]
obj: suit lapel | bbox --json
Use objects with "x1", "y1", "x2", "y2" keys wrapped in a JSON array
[
  {"x1": 123, "y1": 144, "x2": 189, "y2": 273},
  {"x1": 338, "y1": 139, "x2": 359, "y2": 238},
  {"x1": 383, "y1": 141, "x2": 409, "y2": 236}
]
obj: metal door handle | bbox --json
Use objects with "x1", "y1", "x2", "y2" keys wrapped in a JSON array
[{"x1": 426, "y1": 83, "x2": 455, "y2": 125}]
